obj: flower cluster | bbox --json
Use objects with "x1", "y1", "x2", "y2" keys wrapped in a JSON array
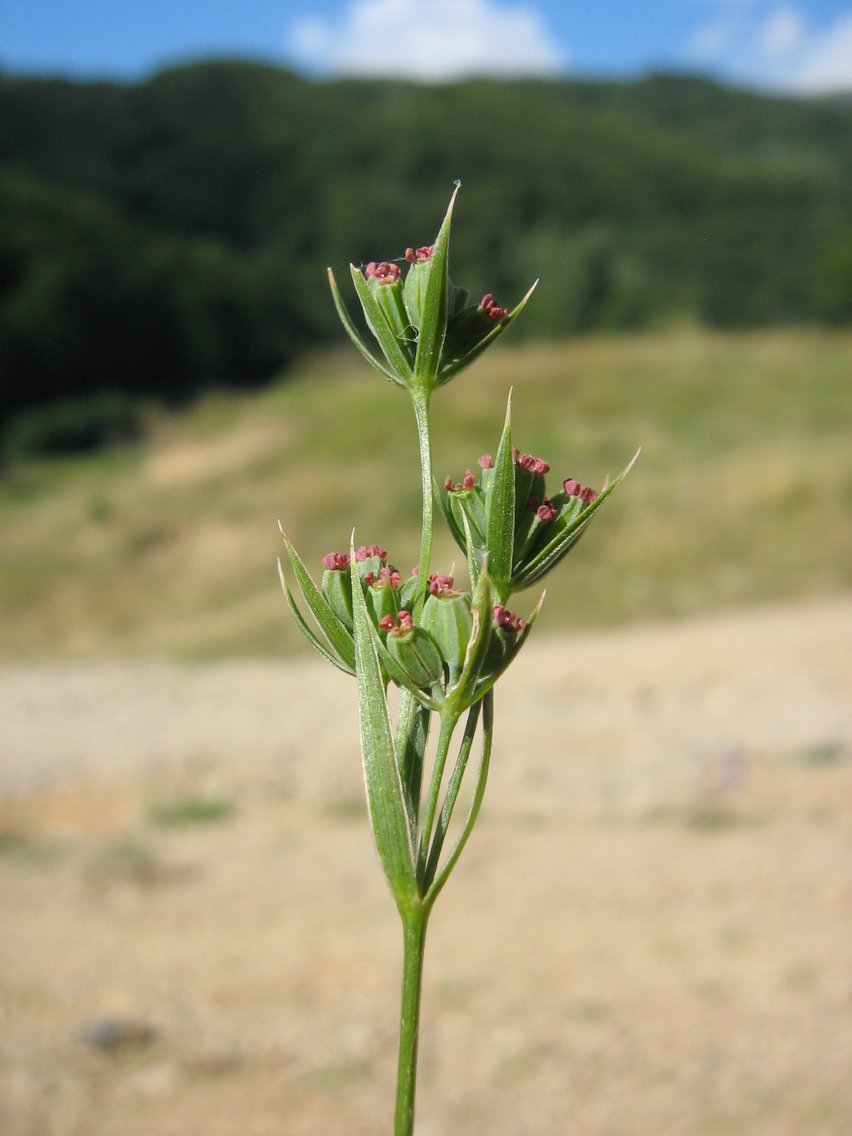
[
  {"x1": 281, "y1": 535, "x2": 537, "y2": 715},
  {"x1": 438, "y1": 399, "x2": 631, "y2": 603},
  {"x1": 328, "y1": 184, "x2": 536, "y2": 394}
]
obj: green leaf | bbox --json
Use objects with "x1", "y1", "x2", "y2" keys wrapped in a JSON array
[
  {"x1": 414, "y1": 182, "x2": 460, "y2": 388},
  {"x1": 277, "y1": 560, "x2": 354, "y2": 675},
  {"x1": 474, "y1": 592, "x2": 545, "y2": 699},
  {"x1": 437, "y1": 279, "x2": 538, "y2": 385},
  {"x1": 351, "y1": 550, "x2": 419, "y2": 907},
  {"x1": 282, "y1": 533, "x2": 356, "y2": 672},
  {"x1": 513, "y1": 450, "x2": 639, "y2": 589},
  {"x1": 327, "y1": 268, "x2": 402, "y2": 385},
  {"x1": 395, "y1": 690, "x2": 431, "y2": 827},
  {"x1": 485, "y1": 394, "x2": 515, "y2": 599},
  {"x1": 445, "y1": 564, "x2": 493, "y2": 715},
  {"x1": 351, "y1": 264, "x2": 415, "y2": 385}
]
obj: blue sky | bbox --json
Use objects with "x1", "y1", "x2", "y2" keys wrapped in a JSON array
[{"x1": 3, "y1": 0, "x2": 852, "y2": 92}]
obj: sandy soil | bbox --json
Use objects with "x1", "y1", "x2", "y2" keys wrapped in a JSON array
[{"x1": 1, "y1": 597, "x2": 851, "y2": 1135}]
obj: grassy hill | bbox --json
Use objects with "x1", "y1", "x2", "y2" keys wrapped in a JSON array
[{"x1": 2, "y1": 329, "x2": 850, "y2": 662}]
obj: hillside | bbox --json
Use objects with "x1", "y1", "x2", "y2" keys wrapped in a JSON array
[
  {"x1": 1, "y1": 64, "x2": 851, "y2": 427},
  {"x1": 1, "y1": 330, "x2": 850, "y2": 663}
]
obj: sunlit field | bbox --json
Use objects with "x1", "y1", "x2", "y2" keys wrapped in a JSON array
[{"x1": 2, "y1": 328, "x2": 850, "y2": 661}]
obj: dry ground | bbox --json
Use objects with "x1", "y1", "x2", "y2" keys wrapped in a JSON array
[{"x1": 1, "y1": 597, "x2": 851, "y2": 1135}]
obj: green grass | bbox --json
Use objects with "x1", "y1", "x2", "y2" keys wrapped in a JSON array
[{"x1": 1, "y1": 329, "x2": 850, "y2": 661}]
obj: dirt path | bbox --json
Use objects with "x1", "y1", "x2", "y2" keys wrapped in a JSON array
[{"x1": 1, "y1": 598, "x2": 851, "y2": 1135}]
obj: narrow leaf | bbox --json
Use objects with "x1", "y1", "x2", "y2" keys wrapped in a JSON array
[
  {"x1": 395, "y1": 689, "x2": 431, "y2": 827},
  {"x1": 278, "y1": 560, "x2": 354, "y2": 675},
  {"x1": 327, "y1": 268, "x2": 401, "y2": 384},
  {"x1": 414, "y1": 182, "x2": 460, "y2": 387},
  {"x1": 350, "y1": 265, "x2": 415, "y2": 384},
  {"x1": 485, "y1": 393, "x2": 515, "y2": 596},
  {"x1": 514, "y1": 450, "x2": 639, "y2": 589},
  {"x1": 282, "y1": 534, "x2": 356, "y2": 671},
  {"x1": 351, "y1": 551, "x2": 418, "y2": 905},
  {"x1": 437, "y1": 279, "x2": 538, "y2": 385}
]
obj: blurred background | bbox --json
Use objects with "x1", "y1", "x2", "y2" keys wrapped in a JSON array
[
  {"x1": 1, "y1": 2, "x2": 851, "y2": 657},
  {"x1": 1, "y1": 3, "x2": 851, "y2": 1135}
]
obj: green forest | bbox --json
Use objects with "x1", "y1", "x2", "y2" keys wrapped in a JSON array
[{"x1": 1, "y1": 61, "x2": 851, "y2": 449}]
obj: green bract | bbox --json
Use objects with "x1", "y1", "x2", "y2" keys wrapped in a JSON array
[
  {"x1": 327, "y1": 184, "x2": 537, "y2": 394},
  {"x1": 438, "y1": 395, "x2": 639, "y2": 602}
]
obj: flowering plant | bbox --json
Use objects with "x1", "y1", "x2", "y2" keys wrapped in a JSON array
[{"x1": 280, "y1": 184, "x2": 634, "y2": 1135}]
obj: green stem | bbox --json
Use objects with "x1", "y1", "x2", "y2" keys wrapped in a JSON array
[
  {"x1": 417, "y1": 710, "x2": 458, "y2": 883},
  {"x1": 411, "y1": 389, "x2": 433, "y2": 617},
  {"x1": 394, "y1": 904, "x2": 429, "y2": 1136},
  {"x1": 426, "y1": 690, "x2": 494, "y2": 906},
  {"x1": 423, "y1": 700, "x2": 481, "y2": 888}
]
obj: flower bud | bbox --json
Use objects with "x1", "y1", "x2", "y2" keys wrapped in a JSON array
[
  {"x1": 365, "y1": 564, "x2": 402, "y2": 626},
  {"x1": 421, "y1": 582, "x2": 473, "y2": 679},
  {"x1": 381, "y1": 611, "x2": 444, "y2": 691},
  {"x1": 321, "y1": 551, "x2": 354, "y2": 629}
]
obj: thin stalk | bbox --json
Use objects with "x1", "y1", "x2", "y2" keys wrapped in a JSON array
[
  {"x1": 426, "y1": 691, "x2": 494, "y2": 906},
  {"x1": 394, "y1": 904, "x2": 429, "y2": 1136},
  {"x1": 411, "y1": 389, "x2": 433, "y2": 617},
  {"x1": 423, "y1": 701, "x2": 481, "y2": 889},
  {"x1": 416, "y1": 710, "x2": 458, "y2": 883}
]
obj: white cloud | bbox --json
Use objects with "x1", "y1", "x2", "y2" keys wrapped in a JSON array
[
  {"x1": 688, "y1": 2, "x2": 852, "y2": 92},
  {"x1": 757, "y1": 4, "x2": 806, "y2": 58},
  {"x1": 284, "y1": 0, "x2": 565, "y2": 81}
]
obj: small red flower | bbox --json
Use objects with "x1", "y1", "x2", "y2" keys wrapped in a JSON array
[
  {"x1": 512, "y1": 448, "x2": 550, "y2": 475},
  {"x1": 480, "y1": 293, "x2": 508, "y2": 322},
  {"x1": 379, "y1": 611, "x2": 414, "y2": 636},
  {"x1": 322, "y1": 551, "x2": 350, "y2": 571},
  {"x1": 428, "y1": 573, "x2": 458, "y2": 598},
  {"x1": 478, "y1": 454, "x2": 494, "y2": 469},
  {"x1": 563, "y1": 478, "x2": 597, "y2": 503},
  {"x1": 404, "y1": 245, "x2": 434, "y2": 263},
  {"x1": 355, "y1": 544, "x2": 387, "y2": 561},
  {"x1": 493, "y1": 605, "x2": 525, "y2": 633},
  {"x1": 535, "y1": 498, "x2": 557, "y2": 522},
  {"x1": 444, "y1": 470, "x2": 476, "y2": 492},
  {"x1": 364, "y1": 261, "x2": 401, "y2": 285}
]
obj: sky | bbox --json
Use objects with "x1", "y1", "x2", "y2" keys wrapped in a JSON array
[{"x1": 3, "y1": 0, "x2": 852, "y2": 93}]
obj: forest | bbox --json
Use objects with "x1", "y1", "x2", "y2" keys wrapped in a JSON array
[{"x1": 1, "y1": 61, "x2": 850, "y2": 448}]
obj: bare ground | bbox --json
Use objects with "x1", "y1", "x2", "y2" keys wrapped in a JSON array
[{"x1": 1, "y1": 597, "x2": 851, "y2": 1135}]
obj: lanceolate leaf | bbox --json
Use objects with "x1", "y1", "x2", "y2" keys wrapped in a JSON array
[
  {"x1": 351, "y1": 265, "x2": 415, "y2": 385},
  {"x1": 327, "y1": 268, "x2": 401, "y2": 385},
  {"x1": 351, "y1": 552, "x2": 418, "y2": 907},
  {"x1": 485, "y1": 395, "x2": 516, "y2": 598},
  {"x1": 277, "y1": 560, "x2": 354, "y2": 675},
  {"x1": 281, "y1": 533, "x2": 356, "y2": 671},
  {"x1": 395, "y1": 690, "x2": 431, "y2": 827},
  {"x1": 437, "y1": 279, "x2": 538, "y2": 385},
  {"x1": 414, "y1": 182, "x2": 460, "y2": 387},
  {"x1": 513, "y1": 450, "x2": 639, "y2": 589}
]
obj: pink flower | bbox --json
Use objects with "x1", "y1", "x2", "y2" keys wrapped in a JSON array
[
  {"x1": 512, "y1": 448, "x2": 550, "y2": 475},
  {"x1": 355, "y1": 544, "x2": 387, "y2": 561},
  {"x1": 563, "y1": 478, "x2": 597, "y2": 503},
  {"x1": 493, "y1": 606, "x2": 525, "y2": 634},
  {"x1": 480, "y1": 293, "x2": 508, "y2": 322},
  {"x1": 364, "y1": 261, "x2": 401, "y2": 285},
  {"x1": 404, "y1": 245, "x2": 434, "y2": 263},
  {"x1": 428, "y1": 573, "x2": 458, "y2": 598},
  {"x1": 322, "y1": 551, "x2": 350, "y2": 571}
]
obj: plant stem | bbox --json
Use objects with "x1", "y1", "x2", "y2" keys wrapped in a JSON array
[
  {"x1": 417, "y1": 710, "x2": 458, "y2": 883},
  {"x1": 394, "y1": 903, "x2": 429, "y2": 1136},
  {"x1": 411, "y1": 389, "x2": 433, "y2": 616}
]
